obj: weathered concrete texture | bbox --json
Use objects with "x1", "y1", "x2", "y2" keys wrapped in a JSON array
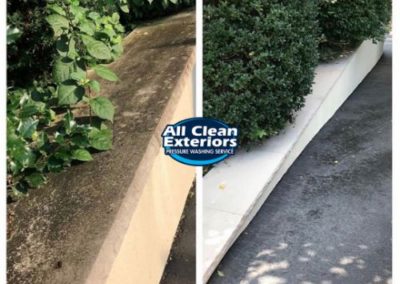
[
  {"x1": 7, "y1": 10, "x2": 195, "y2": 284},
  {"x1": 209, "y1": 41, "x2": 392, "y2": 284}
]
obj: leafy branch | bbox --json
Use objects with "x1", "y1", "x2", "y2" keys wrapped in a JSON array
[{"x1": 7, "y1": 0, "x2": 124, "y2": 200}]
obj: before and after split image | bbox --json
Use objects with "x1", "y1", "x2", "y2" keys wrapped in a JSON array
[{"x1": 4, "y1": 1, "x2": 395, "y2": 284}]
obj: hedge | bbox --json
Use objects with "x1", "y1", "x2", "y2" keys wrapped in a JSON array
[
  {"x1": 204, "y1": 0, "x2": 391, "y2": 145},
  {"x1": 204, "y1": 0, "x2": 319, "y2": 145},
  {"x1": 318, "y1": 0, "x2": 391, "y2": 61}
]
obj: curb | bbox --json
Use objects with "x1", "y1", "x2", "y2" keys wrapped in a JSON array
[{"x1": 202, "y1": 39, "x2": 384, "y2": 282}]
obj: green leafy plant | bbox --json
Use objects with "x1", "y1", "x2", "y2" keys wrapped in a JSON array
[
  {"x1": 203, "y1": 0, "x2": 319, "y2": 145},
  {"x1": 105, "y1": 0, "x2": 195, "y2": 31},
  {"x1": 7, "y1": 0, "x2": 124, "y2": 200},
  {"x1": 7, "y1": 26, "x2": 21, "y2": 44},
  {"x1": 7, "y1": 0, "x2": 194, "y2": 87},
  {"x1": 318, "y1": 0, "x2": 391, "y2": 61},
  {"x1": 7, "y1": 0, "x2": 194, "y2": 201},
  {"x1": 7, "y1": 0, "x2": 55, "y2": 87},
  {"x1": 124, "y1": 0, "x2": 194, "y2": 19}
]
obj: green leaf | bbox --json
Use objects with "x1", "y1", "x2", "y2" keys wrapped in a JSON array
[
  {"x1": 79, "y1": 21, "x2": 96, "y2": 36},
  {"x1": 89, "y1": 128, "x2": 113, "y2": 150},
  {"x1": 71, "y1": 134, "x2": 90, "y2": 147},
  {"x1": 20, "y1": 104, "x2": 40, "y2": 118},
  {"x1": 72, "y1": 61, "x2": 86, "y2": 79},
  {"x1": 56, "y1": 35, "x2": 69, "y2": 56},
  {"x1": 112, "y1": 12, "x2": 120, "y2": 22},
  {"x1": 102, "y1": 27, "x2": 117, "y2": 40},
  {"x1": 119, "y1": 0, "x2": 130, "y2": 12},
  {"x1": 70, "y1": 5, "x2": 86, "y2": 18},
  {"x1": 53, "y1": 58, "x2": 73, "y2": 83},
  {"x1": 54, "y1": 147, "x2": 72, "y2": 162},
  {"x1": 70, "y1": 71, "x2": 86, "y2": 81},
  {"x1": 9, "y1": 141, "x2": 36, "y2": 168},
  {"x1": 89, "y1": 97, "x2": 115, "y2": 121},
  {"x1": 72, "y1": 149, "x2": 93, "y2": 161},
  {"x1": 81, "y1": 35, "x2": 112, "y2": 60},
  {"x1": 68, "y1": 38, "x2": 78, "y2": 59},
  {"x1": 47, "y1": 156, "x2": 64, "y2": 173},
  {"x1": 114, "y1": 23, "x2": 125, "y2": 33},
  {"x1": 88, "y1": 80, "x2": 101, "y2": 93},
  {"x1": 64, "y1": 111, "x2": 76, "y2": 134},
  {"x1": 7, "y1": 26, "x2": 21, "y2": 44},
  {"x1": 56, "y1": 36, "x2": 77, "y2": 60},
  {"x1": 88, "y1": 12, "x2": 100, "y2": 20},
  {"x1": 46, "y1": 14, "x2": 69, "y2": 37},
  {"x1": 58, "y1": 81, "x2": 85, "y2": 105},
  {"x1": 48, "y1": 4, "x2": 66, "y2": 16},
  {"x1": 17, "y1": 118, "x2": 39, "y2": 138},
  {"x1": 36, "y1": 132, "x2": 48, "y2": 148},
  {"x1": 25, "y1": 173, "x2": 46, "y2": 188},
  {"x1": 55, "y1": 132, "x2": 65, "y2": 144},
  {"x1": 120, "y1": 4, "x2": 129, "y2": 13},
  {"x1": 112, "y1": 44, "x2": 124, "y2": 58},
  {"x1": 92, "y1": 65, "x2": 119, "y2": 81}
]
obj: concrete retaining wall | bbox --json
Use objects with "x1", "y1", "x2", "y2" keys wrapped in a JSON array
[
  {"x1": 202, "y1": 40, "x2": 384, "y2": 282},
  {"x1": 7, "y1": 10, "x2": 195, "y2": 284}
]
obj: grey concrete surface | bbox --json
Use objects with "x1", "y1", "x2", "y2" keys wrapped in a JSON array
[
  {"x1": 209, "y1": 41, "x2": 392, "y2": 284},
  {"x1": 7, "y1": 11, "x2": 195, "y2": 284}
]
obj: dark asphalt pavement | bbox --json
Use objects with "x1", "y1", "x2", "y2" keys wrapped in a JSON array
[
  {"x1": 209, "y1": 41, "x2": 392, "y2": 284},
  {"x1": 161, "y1": 187, "x2": 196, "y2": 284}
]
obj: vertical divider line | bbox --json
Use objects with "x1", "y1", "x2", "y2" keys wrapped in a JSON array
[
  {"x1": 195, "y1": 0, "x2": 204, "y2": 283},
  {"x1": 392, "y1": 1, "x2": 399, "y2": 282},
  {"x1": 0, "y1": 1, "x2": 7, "y2": 283},
  {"x1": 1, "y1": 1, "x2": 7, "y2": 282}
]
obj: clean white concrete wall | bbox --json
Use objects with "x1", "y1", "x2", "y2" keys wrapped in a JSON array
[{"x1": 202, "y1": 40, "x2": 384, "y2": 282}]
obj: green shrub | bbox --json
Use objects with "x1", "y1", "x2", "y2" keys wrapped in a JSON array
[
  {"x1": 7, "y1": 0, "x2": 194, "y2": 87},
  {"x1": 7, "y1": 0, "x2": 123, "y2": 200},
  {"x1": 113, "y1": 0, "x2": 195, "y2": 31},
  {"x1": 7, "y1": 0, "x2": 194, "y2": 200},
  {"x1": 6, "y1": 0, "x2": 122, "y2": 86},
  {"x1": 318, "y1": 0, "x2": 391, "y2": 61},
  {"x1": 7, "y1": 0, "x2": 55, "y2": 87},
  {"x1": 203, "y1": 0, "x2": 319, "y2": 145},
  {"x1": 124, "y1": 0, "x2": 194, "y2": 20}
]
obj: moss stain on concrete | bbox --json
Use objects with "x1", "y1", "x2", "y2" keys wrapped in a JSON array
[{"x1": 7, "y1": 10, "x2": 195, "y2": 284}]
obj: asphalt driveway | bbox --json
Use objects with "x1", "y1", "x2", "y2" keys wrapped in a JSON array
[{"x1": 209, "y1": 40, "x2": 392, "y2": 284}]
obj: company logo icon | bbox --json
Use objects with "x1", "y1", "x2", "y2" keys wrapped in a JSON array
[{"x1": 162, "y1": 118, "x2": 239, "y2": 166}]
